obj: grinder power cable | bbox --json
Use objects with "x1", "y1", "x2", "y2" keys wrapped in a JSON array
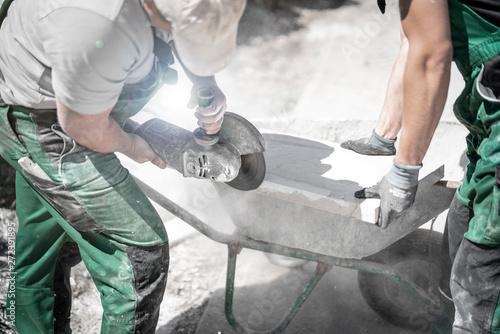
[{"x1": 132, "y1": 89, "x2": 266, "y2": 191}]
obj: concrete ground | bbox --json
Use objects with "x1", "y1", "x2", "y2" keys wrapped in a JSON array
[{"x1": 194, "y1": 249, "x2": 443, "y2": 334}]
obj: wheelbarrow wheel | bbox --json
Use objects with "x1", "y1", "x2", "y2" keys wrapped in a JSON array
[{"x1": 357, "y1": 228, "x2": 451, "y2": 332}]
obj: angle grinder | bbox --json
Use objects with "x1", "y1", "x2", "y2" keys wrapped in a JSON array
[{"x1": 133, "y1": 88, "x2": 267, "y2": 191}]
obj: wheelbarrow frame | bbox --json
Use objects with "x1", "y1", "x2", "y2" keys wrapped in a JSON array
[{"x1": 134, "y1": 176, "x2": 456, "y2": 334}]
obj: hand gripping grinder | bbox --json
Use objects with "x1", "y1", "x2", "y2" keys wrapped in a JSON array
[{"x1": 133, "y1": 88, "x2": 267, "y2": 191}]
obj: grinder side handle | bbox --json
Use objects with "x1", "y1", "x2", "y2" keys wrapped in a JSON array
[{"x1": 193, "y1": 87, "x2": 219, "y2": 146}]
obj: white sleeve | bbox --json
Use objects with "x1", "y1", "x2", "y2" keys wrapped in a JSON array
[{"x1": 39, "y1": 8, "x2": 140, "y2": 114}]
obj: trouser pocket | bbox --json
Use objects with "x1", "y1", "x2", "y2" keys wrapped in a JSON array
[
  {"x1": 446, "y1": 193, "x2": 473, "y2": 261},
  {"x1": 451, "y1": 238, "x2": 500, "y2": 333},
  {"x1": 0, "y1": 105, "x2": 28, "y2": 159}
]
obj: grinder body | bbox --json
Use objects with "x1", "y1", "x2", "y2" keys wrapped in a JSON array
[{"x1": 133, "y1": 112, "x2": 266, "y2": 190}]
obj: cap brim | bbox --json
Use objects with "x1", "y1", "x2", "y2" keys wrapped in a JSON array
[{"x1": 172, "y1": 29, "x2": 237, "y2": 77}]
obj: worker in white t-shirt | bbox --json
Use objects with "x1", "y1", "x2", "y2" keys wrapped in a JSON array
[{"x1": 0, "y1": 0, "x2": 246, "y2": 332}]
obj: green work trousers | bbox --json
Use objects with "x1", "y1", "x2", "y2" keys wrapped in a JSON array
[
  {"x1": 446, "y1": 0, "x2": 500, "y2": 332},
  {"x1": 0, "y1": 105, "x2": 170, "y2": 334}
]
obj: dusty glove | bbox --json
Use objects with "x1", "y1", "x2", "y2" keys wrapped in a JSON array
[
  {"x1": 341, "y1": 130, "x2": 396, "y2": 156},
  {"x1": 355, "y1": 160, "x2": 422, "y2": 228}
]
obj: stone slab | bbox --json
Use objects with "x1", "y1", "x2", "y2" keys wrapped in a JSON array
[{"x1": 257, "y1": 133, "x2": 445, "y2": 225}]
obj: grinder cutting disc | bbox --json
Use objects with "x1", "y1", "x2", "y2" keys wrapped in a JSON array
[
  {"x1": 226, "y1": 152, "x2": 266, "y2": 191},
  {"x1": 218, "y1": 112, "x2": 267, "y2": 191}
]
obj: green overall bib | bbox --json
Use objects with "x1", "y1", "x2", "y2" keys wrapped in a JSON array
[{"x1": 449, "y1": 0, "x2": 500, "y2": 246}]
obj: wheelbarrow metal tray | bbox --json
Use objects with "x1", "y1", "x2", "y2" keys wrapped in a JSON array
[{"x1": 214, "y1": 133, "x2": 456, "y2": 259}]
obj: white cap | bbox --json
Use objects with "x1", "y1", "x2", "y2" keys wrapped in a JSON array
[{"x1": 154, "y1": 0, "x2": 246, "y2": 77}]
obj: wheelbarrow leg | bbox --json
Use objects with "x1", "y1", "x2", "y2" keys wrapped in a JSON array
[{"x1": 224, "y1": 243, "x2": 332, "y2": 334}]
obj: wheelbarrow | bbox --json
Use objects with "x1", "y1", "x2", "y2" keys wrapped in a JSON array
[{"x1": 133, "y1": 133, "x2": 457, "y2": 333}]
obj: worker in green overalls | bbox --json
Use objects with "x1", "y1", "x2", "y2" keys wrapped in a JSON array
[
  {"x1": 0, "y1": 0, "x2": 246, "y2": 333},
  {"x1": 351, "y1": 0, "x2": 500, "y2": 332},
  {"x1": 447, "y1": 1, "x2": 500, "y2": 332}
]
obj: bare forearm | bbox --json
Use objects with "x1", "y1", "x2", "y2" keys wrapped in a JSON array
[
  {"x1": 396, "y1": 50, "x2": 451, "y2": 165},
  {"x1": 376, "y1": 30, "x2": 408, "y2": 139},
  {"x1": 56, "y1": 105, "x2": 133, "y2": 154},
  {"x1": 72, "y1": 118, "x2": 133, "y2": 154},
  {"x1": 396, "y1": 0, "x2": 453, "y2": 166},
  {"x1": 56, "y1": 98, "x2": 166, "y2": 168}
]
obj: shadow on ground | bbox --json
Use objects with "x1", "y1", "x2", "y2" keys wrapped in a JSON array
[{"x1": 181, "y1": 255, "x2": 446, "y2": 334}]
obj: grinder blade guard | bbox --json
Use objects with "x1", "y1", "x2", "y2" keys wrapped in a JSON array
[{"x1": 133, "y1": 112, "x2": 267, "y2": 191}]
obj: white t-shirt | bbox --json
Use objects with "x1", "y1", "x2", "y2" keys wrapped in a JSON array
[{"x1": 0, "y1": 0, "x2": 163, "y2": 114}]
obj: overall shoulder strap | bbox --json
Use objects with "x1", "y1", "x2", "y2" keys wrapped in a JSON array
[{"x1": 0, "y1": 0, "x2": 15, "y2": 28}]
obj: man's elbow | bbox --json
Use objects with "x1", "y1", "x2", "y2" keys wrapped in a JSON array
[
  {"x1": 57, "y1": 114, "x2": 105, "y2": 151},
  {"x1": 56, "y1": 101, "x2": 113, "y2": 152},
  {"x1": 59, "y1": 122, "x2": 93, "y2": 149}
]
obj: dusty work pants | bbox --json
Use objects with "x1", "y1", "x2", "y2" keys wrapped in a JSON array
[
  {"x1": 0, "y1": 106, "x2": 169, "y2": 334},
  {"x1": 447, "y1": 0, "x2": 500, "y2": 332},
  {"x1": 444, "y1": 194, "x2": 500, "y2": 334}
]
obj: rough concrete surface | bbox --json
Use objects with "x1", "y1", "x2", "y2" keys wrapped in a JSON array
[{"x1": 0, "y1": 0, "x2": 469, "y2": 333}]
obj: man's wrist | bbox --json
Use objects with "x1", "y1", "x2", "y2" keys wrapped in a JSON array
[
  {"x1": 118, "y1": 132, "x2": 136, "y2": 156},
  {"x1": 386, "y1": 159, "x2": 422, "y2": 188}
]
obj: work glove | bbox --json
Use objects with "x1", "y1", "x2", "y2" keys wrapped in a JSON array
[
  {"x1": 341, "y1": 129, "x2": 396, "y2": 156},
  {"x1": 355, "y1": 160, "x2": 422, "y2": 228},
  {"x1": 187, "y1": 82, "x2": 227, "y2": 135}
]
